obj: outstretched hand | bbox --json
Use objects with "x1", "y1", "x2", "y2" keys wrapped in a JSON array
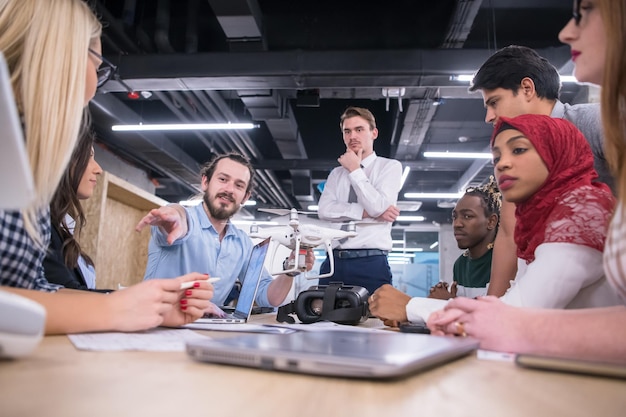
[{"x1": 135, "y1": 205, "x2": 188, "y2": 245}]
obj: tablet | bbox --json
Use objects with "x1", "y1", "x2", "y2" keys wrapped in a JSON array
[{"x1": 515, "y1": 354, "x2": 626, "y2": 379}]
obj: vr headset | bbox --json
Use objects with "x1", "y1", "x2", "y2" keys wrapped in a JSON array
[{"x1": 277, "y1": 282, "x2": 370, "y2": 325}]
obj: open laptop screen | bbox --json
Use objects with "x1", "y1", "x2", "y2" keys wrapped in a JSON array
[{"x1": 233, "y1": 238, "x2": 271, "y2": 318}]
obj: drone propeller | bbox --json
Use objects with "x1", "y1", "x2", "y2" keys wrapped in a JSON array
[{"x1": 258, "y1": 208, "x2": 317, "y2": 216}]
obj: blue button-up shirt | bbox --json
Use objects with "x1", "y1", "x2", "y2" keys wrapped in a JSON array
[{"x1": 143, "y1": 204, "x2": 272, "y2": 306}]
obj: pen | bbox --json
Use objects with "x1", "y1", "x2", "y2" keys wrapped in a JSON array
[{"x1": 180, "y1": 277, "x2": 220, "y2": 290}]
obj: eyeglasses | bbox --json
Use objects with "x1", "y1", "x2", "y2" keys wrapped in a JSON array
[
  {"x1": 572, "y1": 0, "x2": 582, "y2": 25},
  {"x1": 88, "y1": 48, "x2": 116, "y2": 88},
  {"x1": 88, "y1": 49, "x2": 135, "y2": 94}
]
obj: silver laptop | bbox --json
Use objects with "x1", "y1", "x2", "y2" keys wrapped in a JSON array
[
  {"x1": 194, "y1": 237, "x2": 270, "y2": 324},
  {"x1": 186, "y1": 330, "x2": 478, "y2": 379},
  {"x1": 0, "y1": 52, "x2": 35, "y2": 210}
]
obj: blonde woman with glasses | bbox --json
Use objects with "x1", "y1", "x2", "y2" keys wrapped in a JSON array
[{"x1": 0, "y1": 0, "x2": 214, "y2": 334}]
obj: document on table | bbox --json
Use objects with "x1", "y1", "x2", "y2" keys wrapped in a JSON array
[
  {"x1": 68, "y1": 328, "x2": 210, "y2": 352},
  {"x1": 476, "y1": 349, "x2": 516, "y2": 362}
]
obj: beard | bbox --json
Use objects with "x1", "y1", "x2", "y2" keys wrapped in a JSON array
[{"x1": 203, "y1": 191, "x2": 241, "y2": 220}]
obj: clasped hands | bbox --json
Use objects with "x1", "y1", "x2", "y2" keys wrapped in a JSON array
[{"x1": 428, "y1": 281, "x2": 457, "y2": 300}]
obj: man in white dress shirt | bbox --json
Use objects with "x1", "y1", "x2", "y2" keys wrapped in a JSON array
[{"x1": 317, "y1": 107, "x2": 401, "y2": 295}]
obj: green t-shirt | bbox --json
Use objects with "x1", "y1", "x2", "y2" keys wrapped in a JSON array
[{"x1": 452, "y1": 248, "x2": 493, "y2": 289}]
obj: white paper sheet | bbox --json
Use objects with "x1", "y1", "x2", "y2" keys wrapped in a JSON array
[
  {"x1": 476, "y1": 349, "x2": 516, "y2": 362},
  {"x1": 68, "y1": 328, "x2": 210, "y2": 352}
]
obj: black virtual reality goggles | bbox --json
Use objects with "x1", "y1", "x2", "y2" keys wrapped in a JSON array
[{"x1": 277, "y1": 282, "x2": 370, "y2": 325}]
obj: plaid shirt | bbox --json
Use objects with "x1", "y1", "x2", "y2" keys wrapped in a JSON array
[{"x1": 0, "y1": 207, "x2": 61, "y2": 292}]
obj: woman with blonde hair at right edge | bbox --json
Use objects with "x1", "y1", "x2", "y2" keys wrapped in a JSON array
[{"x1": 427, "y1": 0, "x2": 626, "y2": 363}]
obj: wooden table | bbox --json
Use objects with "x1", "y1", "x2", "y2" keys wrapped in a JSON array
[{"x1": 1, "y1": 315, "x2": 624, "y2": 417}]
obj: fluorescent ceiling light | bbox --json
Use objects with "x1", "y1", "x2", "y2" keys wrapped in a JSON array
[
  {"x1": 396, "y1": 215, "x2": 425, "y2": 222},
  {"x1": 560, "y1": 75, "x2": 578, "y2": 83},
  {"x1": 231, "y1": 220, "x2": 278, "y2": 226},
  {"x1": 453, "y1": 74, "x2": 579, "y2": 83},
  {"x1": 112, "y1": 122, "x2": 258, "y2": 132},
  {"x1": 389, "y1": 259, "x2": 411, "y2": 265},
  {"x1": 404, "y1": 192, "x2": 463, "y2": 199},
  {"x1": 452, "y1": 74, "x2": 474, "y2": 82},
  {"x1": 429, "y1": 241, "x2": 439, "y2": 249},
  {"x1": 181, "y1": 199, "x2": 257, "y2": 206},
  {"x1": 403, "y1": 247, "x2": 424, "y2": 252},
  {"x1": 307, "y1": 205, "x2": 319, "y2": 211},
  {"x1": 388, "y1": 253, "x2": 416, "y2": 258},
  {"x1": 400, "y1": 166, "x2": 411, "y2": 188},
  {"x1": 179, "y1": 199, "x2": 202, "y2": 206},
  {"x1": 392, "y1": 240, "x2": 405, "y2": 245},
  {"x1": 396, "y1": 201, "x2": 422, "y2": 212},
  {"x1": 424, "y1": 151, "x2": 492, "y2": 159}
]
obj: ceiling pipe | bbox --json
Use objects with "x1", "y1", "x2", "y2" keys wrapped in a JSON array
[
  {"x1": 151, "y1": 91, "x2": 215, "y2": 151},
  {"x1": 187, "y1": 91, "x2": 255, "y2": 158},
  {"x1": 170, "y1": 89, "x2": 292, "y2": 207},
  {"x1": 89, "y1": 94, "x2": 201, "y2": 194},
  {"x1": 442, "y1": 0, "x2": 484, "y2": 48},
  {"x1": 198, "y1": 90, "x2": 293, "y2": 206},
  {"x1": 153, "y1": 90, "x2": 283, "y2": 206},
  {"x1": 185, "y1": 0, "x2": 200, "y2": 53},
  {"x1": 154, "y1": 0, "x2": 176, "y2": 53},
  {"x1": 93, "y1": 0, "x2": 141, "y2": 54}
]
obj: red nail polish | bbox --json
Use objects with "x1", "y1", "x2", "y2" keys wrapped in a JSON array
[
  {"x1": 193, "y1": 282, "x2": 200, "y2": 288},
  {"x1": 180, "y1": 299, "x2": 187, "y2": 305},
  {"x1": 185, "y1": 289, "x2": 192, "y2": 296},
  {"x1": 181, "y1": 305, "x2": 187, "y2": 311}
]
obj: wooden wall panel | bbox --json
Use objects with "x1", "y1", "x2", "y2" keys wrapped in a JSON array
[{"x1": 79, "y1": 172, "x2": 167, "y2": 290}]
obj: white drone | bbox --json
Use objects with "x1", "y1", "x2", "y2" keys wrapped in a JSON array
[{"x1": 249, "y1": 208, "x2": 357, "y2": 279}]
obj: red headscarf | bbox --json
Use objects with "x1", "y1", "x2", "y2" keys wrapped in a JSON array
[{"x1": 492, "y1": 114, "x2": 614, "y2": 263}]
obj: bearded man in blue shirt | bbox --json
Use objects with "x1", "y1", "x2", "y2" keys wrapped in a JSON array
[{"x1": 137, "y1": 152, "x2": 314, "y2": 315}]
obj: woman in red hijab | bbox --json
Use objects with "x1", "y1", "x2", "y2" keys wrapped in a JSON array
[
  {"x1": 484, "y1": 114, "x2": 619, "y2": 309},
  {"x1": 493, "y1": 114, "x2": 611, "y2": 264},
  {"x1": 370, "y1": 113, "x2": 623, "y2": 327},
  {"x1": 426, "y1": 0, "x2": 626, "y2": 364}
]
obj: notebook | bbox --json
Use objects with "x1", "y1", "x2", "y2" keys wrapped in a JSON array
[
  {"x1": 516, "y1": 354, "x2": 626, "y2": 379},
  {"x1": 186, "y1": 330, "x2": 479, "y2": 379},
  {"x1": 0, "y1": 52, "x2": 35, "y2": 210},
  {"x1": 193, "y1": 237, "x2": 270, "y2": 324}
]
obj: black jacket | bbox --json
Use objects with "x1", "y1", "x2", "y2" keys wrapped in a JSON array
[{"x1": 43, "y1": 226, "x2": 90, "y2": 290}]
